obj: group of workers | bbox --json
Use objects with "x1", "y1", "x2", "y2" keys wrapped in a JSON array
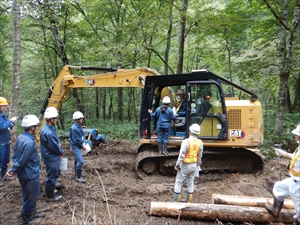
[
  {"x1": 1, "y1": 90, "x2": 300, "y2": 225},
  {"x1": 0, "y1": 96, "x2": 87, "y2": 224}
]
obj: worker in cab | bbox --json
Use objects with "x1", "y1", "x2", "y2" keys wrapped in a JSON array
[
  {"x1": 40, "y1": 107, "x2": 64, "y2": 202},
  {"x1": 265, "y1": 124, "x2": 300, "y2": 225},
  {"x1": 0, "y1": 96, "x2": 17, "y2": 181},
  {"x1": 172, "y1": 124, "x2": 203, "y2": 203},
  {"x1": 69, "y1": 111, "x2": 86, "y2": 183},
  {"x1": 175, "y1": 89, "x2": 187, "y2": 117},
  {"x1": 7, "y1": 115, "x2": 45, "y2": 224},
  {"x1": 148, "y1": 96, "x2": 176, "y2": 154}
]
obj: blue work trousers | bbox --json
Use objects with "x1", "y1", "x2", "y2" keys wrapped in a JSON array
[
  {"x1": 45, "y1": 160, "x2": 60, "y2": 188},
  {"x1": 0, "y1": 144, "x2": 10, "y2": 172},
  {"x1": 19, "y1": 176, "x2": 40, "y2": 216},
  {"x1": 72, "y1": 148, "x2": 84, "y2": 168},
  {"x1": 157, "y1": 127, "x2": 170, "y2": 144}
]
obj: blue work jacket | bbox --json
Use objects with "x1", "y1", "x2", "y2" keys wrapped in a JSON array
[
  {"x1": 40, "y1": 123, "x2": 64, "y2": 163},
  {"x1": 0, "y1": 113, "x2": 13, "y2": 145},
  {"x1": 10, "y1": 132, "x2": 41, "y2": 180},
  {"x1": 150, "y1": 105, "x2": 176, "y2": 129},
  {"x1": 69, "y1": 122, "x2": 85, "y2": 150}
]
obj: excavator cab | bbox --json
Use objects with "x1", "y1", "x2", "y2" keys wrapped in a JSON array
[
  {"x1": 136, "y1": 70, "x2": 264, "y2": 176},
  {"x1": 140, "y1": 72, "x2": 229, "y2": 141}
]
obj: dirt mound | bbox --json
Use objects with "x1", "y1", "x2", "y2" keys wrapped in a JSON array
[{"x1": 0, "y1": 141, "x2": 291, "y2": 224}]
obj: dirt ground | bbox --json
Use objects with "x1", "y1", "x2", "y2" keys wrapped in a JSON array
[{"x1": 0, "y1": 140, "x2": 294, "y2": 225}]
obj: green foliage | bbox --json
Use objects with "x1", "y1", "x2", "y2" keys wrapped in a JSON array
[
  {"x1": 261, "y1": 112, "x2": 299, "y2": 160},
  {"x1": 99, "y1": 120, "x2": 139, "y2": 141},
  {"x1": 58, "y1": 118, "x2": 139, "y2": 142}
]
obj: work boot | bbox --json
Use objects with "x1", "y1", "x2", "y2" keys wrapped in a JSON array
[
  {"x1": 46, "y1": 187, "x2": 61, "y2": 202},
  {"x1": 158, "y1": 142, "x2": 163, "y2": 154},
  {"x1": 296, "y1": 219, "x2": 300, "y2": 225},
  {"x1": 76, "y1": 168, "x2": 86, "y2": 183},
  {"x1": 21, "y1": 214, "x2": 41, "y2": 224},
  {"x1": 163, "y1": 143, "x2": 168, "y2": 155},
  {"x1": 264, "y1": 197, "x2": 284, "y2": 217},
  {"x1": 185, "y1": 192, "x2": 193, "y2": 203},
  {"x1": 172, "y1": 193, "x2": 181, "y2": 202},
  {"x1": 33, "y1": 211, "x2": 46, "y2": 218}
]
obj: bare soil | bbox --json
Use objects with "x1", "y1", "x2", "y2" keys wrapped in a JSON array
[{"x1": 0, "y1": 140, "x2": 292, "y2": 225}]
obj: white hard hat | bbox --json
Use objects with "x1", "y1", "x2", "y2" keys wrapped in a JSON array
[
  {"x1": 292, "y1": 124, "x2": 300, "y2": 136},
  {"x1": 189, "y1": 123, "x2": 201, "y2": 134},
  {"x1": 44, "y1": 107, "x2": 58, "y2": 119},
  {"x1": 73, "y1": 111, "x2": 84, "y2": 120},
  {"x1": 21, "y1": 115, "x2": 40, "y2": 128},
  {"x1": 162, "y1": 96, "x2": 171, "y2": 104}
]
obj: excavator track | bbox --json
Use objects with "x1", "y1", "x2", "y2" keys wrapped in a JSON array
[{"x1": 136, "y1": 146, "x2": 264, "y2": 179}]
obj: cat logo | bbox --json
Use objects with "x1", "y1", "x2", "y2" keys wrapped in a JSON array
[
  {"x1": 229, "y1": 130, "x2": 246, "y2": 139},
  {"x1": 86, "y1": 79, "x2": 95, "y2": 85}
]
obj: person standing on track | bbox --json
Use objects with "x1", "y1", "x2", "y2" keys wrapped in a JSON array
[
  {"x1": 148, "y1": 96, "x2": 176, "y2": 155},
  {"x1": 264, "y1": 124, "x2": 300, "y2": 225},
  {"x1": 172, "y1": 123, "x2": 203, "y2": 203}
]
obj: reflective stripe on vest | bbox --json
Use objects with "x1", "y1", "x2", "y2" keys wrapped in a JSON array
[
  {"x1": 289, "y1": 147, "x2": 300, "y2": 177},
  {"x1": 183, "y1": 139, "x2": 202, "y2": 163}
]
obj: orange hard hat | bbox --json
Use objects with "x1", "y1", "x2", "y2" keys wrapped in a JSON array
[
  {"x1": 0, "y1": 97, "x2": 9, "y2": 106},
  {"x1": 206, "y1": 95, "x2": 211, "y2": 99}
]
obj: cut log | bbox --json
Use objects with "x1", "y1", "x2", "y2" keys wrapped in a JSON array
[
  {"x1": 150, "y1": 201, "x2": 295, "y2": 223},
  {"x1": 212, "y1": 194, "x2": 294, "y2": 209}
]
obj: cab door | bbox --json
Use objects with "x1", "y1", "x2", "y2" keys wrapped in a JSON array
[{"x1": 187, "y1": 81, "x2": 228, "y2": 140}]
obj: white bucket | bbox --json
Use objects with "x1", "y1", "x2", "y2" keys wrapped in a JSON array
[
  {"x1": 59, "y1": 158, "x2": 68, "y2": 171},
  {"x1": 81, "y1": 143, "x2": 91, "y2": 156}
]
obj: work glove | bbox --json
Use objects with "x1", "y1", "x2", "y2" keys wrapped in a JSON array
[
  {"x1": 10, "y1": 116, "x2": 18, "y2": 125},
  {"x1": 274, "y1": 148, "x2": 286, "y2": 157}
]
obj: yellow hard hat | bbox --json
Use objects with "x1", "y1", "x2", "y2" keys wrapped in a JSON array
[{"x1": 0, "y1": 97, "x2": 9, "y2": 106}]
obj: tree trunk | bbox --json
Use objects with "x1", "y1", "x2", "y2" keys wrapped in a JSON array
[
  {"x1": 294, "y1": 72, "x2": 300, "y2": 112},
  {"x1": 273, "y1": 0, "x2": 300, "y2": 135},
  {"x1": 150, "y1": 202, "x2": 295, "y2": 223},
  {"x1": 117, "y1": 88, "x2": 123, "y2": 121},
  {"x1": 211, "y1": 194, "x2": 294, "y2": 209},
  {"x1": 10, "y1": 0, "x2": 21, "y2": 138},
  {"x1": 176, "y1": 0, "x2": 188, "y2": 74},
  {"x1": 164, "y1": 0, "x2": 173, "y2": 75}
]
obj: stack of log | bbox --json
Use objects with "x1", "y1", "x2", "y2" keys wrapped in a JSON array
[{"x1": 150, "y1": 194, "x2": 296, "y2": 223}]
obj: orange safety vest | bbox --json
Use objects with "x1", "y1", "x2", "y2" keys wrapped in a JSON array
[
  {"x1": 183, "y1": 139, "x2": 202, "y2": 163},
  {"x1": 289, "y1": 147, "x2": 300, "y2": 177}
]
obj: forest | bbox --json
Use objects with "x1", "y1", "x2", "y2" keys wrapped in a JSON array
[{"x1": 0, "y1": 0, "x2": 300, "y2": 149}]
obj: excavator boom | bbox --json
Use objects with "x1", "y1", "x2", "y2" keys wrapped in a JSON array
[{"x1": 38, "y1": 65, "x2": 264, "y2": 177}]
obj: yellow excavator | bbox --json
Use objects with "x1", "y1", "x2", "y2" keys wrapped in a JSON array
[{"x1": 38, "y1": 65, "x2": 264, "y2": 177}]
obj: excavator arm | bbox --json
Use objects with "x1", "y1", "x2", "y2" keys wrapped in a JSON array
[{"x1": 37, "y1": 65, "x2": 175, "y2": 143}]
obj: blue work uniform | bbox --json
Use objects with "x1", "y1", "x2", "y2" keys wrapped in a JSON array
[
  {"x1": 150, "y1": 105, "x2": 176, "y2": 144},
  {"x1": 69, "y1": 122, "x2": 85, "y2": 169},
  {"x1": 9, "y1": 131, "x2": 41, "y2": 217},
  {"x1": 0, "y1": 112, "x2": 14, "y2": 178},
  {"x1": 177, "y1": 99, "x2": 187, "y2": 117},
  {"x1": 40, "y1": 123, "x2": 64, "y2": 188}
]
